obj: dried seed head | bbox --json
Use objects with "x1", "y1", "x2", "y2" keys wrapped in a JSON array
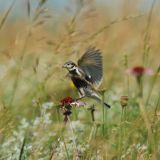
[{"x1": 120, "y1": 96, "x2": 128, "y2": 108}]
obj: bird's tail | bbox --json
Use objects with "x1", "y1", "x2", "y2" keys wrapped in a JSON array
[
  {"x1": 104, "y1": 102, "x2": 111, "y2": 108},
  {"x1": 89, "y1": 91, "x2": 111, "y2": 108}
]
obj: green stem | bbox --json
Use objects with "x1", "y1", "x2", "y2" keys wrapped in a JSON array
[
  {"x1": 123, "y1": 107, "x2": 128, "y2": 157},
  {"x1": 124, "y1": 54, "x2": 130, "y2": 96},
  {"x1": 101, "y1": 91, "x2": 105, "y2": 137},
  {"x1": 152, "y1": 90, "x2": 160, "y2": 127},
  {"x1": 119, "y1": 108, "x2": 124, "y2": 159},
  {"x1": 138, "y1": 98, "x2": 154, "y2": 154},
  {"x1": 72, "y1": 106, "x2": 78, "y2": 120},
  {"x1": 56, "y1": 106, "x2": 60, "y2": 122},
  {"x1": 18, "y1": 137, "x2": 26, "y2": 160},
  {"x1": 137, "y1": 76, "x2": 143, "y2": 98},
  {"x1": 88, "y1": 122, "x2": 96, "y2": 143},
  {"x1": 152, "y1": 91, "x2": 160, "y2": 159},
  {"x1": 146, "y1": 65, "x2": 160, "y2": 106},
  {"x1": 61, "y1": 136, "x2": 70, "y2": 160},
  {"x1": 90, "y1": 105, "x2": 95, "y2": 122},
  {"x1": 68, "y1": 117, "x2": 78, "y2": 158},
  {"x1": 127, "y1": 75, "x2": 130, "y2": 97}
]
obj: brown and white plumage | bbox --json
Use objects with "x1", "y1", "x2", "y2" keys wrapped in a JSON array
[{"x1": 63, "y1": 47, "x2": 110, "y2": 108}]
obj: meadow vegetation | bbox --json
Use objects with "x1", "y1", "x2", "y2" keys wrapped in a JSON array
[{"x1": 0, "y1": 0, "x2": 160, "y2": 159}]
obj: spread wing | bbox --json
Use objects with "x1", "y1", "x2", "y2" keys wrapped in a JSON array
[{"x1": 77, "y1": 47, "x2": 103, "y2": 88}]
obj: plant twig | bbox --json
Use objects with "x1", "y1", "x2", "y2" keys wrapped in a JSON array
[{"x1": 85, "y1": 14, "x2": 144, "y2": 42}]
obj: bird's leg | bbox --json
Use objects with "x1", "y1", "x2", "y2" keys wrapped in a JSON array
[{"x1": 76, "y1": 96, "x2": 85, "y2": 101}]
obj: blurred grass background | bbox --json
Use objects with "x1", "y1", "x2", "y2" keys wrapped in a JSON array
[{"x1": 0, "y1": 0, "x2": 160, "y2": 159}]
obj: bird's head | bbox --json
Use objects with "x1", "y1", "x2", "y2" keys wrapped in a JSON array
[{"x1": 62, "y1": 61, "x2": 77, "y2": 71}]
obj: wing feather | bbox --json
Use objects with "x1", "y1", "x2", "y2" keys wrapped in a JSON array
[{"x1": 78, "y1": 47, "x2": 103, "y2": 88}]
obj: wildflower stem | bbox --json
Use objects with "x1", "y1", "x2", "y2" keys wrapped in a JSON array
[
  {"x1": 146, "y1": 65, "x2": 160, "y2": 106},
  {"x1": 118, "y1": 107, "x2": 124, "y2": 159},
  {"x1": 55, "y1": 124, "x2": 70, "y2": 160},
  {"x1": 67, "y1": 117, "x2": 79, "y2": 158},
  {"x1": 137, "y1": 76, "x2": 143, "y2": 98},
  {"x1": 151, "y1": 91, "x2": 160, "y2": 159},
  {"x1": 88, "y1": 122, "x2": 97, "y2": 143},
  {"x1": 101, "y1": 91, "x2": 105, "y2": 137},
  {"x1": 72, "y1": 107, "x2": 78, "y2": 120},
  {"x1": 127, "y1": 73, "x2": 130, "y2": 97},
  {"x1": 123, "y1": 107, "x2": 127, "y2": 156},
  {"x1": 18, "y1": 137, "x2": 26, "y2": 160},
  {"x1": 90, "y1": 105, "x2": 95, "y2": 122},
  {"x1": 61, "y1": 136, "x2": 70, "y2": 160},
  {"x1": 152, "y1": 90, "x2": 160, "y2": 126},
  {"x1": 138, "y1": 98, "x2": 155, "y2": 154},
  {"x1": 56, "y1": 106, "x2": 61, "y2": 122},
  {"x1": 124, "y1": 54, "x2": 130, "y2": 96},
  {"x1": 154, "y1": 92, "x2": 160, "y2": 117},
  {"x1": 88, "y1": 105, "x2": 97, "y2": 144}
]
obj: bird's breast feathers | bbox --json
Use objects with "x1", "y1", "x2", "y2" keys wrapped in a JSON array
[{"x1": 71, "y1": 76, "x2": 88, "y2": 89}]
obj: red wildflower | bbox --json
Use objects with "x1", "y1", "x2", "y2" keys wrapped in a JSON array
[
  {"x1": 59, "y1": 96, "x2": 86, "y2": 123},
  {"x1": 126, "y1": 66, "x2": 153, "y2": 77},
  {"x1": 60, "y1": 96, "x2": 74, "y2": 106}
]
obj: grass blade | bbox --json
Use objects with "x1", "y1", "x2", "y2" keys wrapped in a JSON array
[
  {"x1": 85, "y1": 14, "x2": 144, "y2": 42},
  {"x1": 143, "y1": 0, "x2": 156, "y2": 66},
  {"x1": 0, "y1": 0, "x2": 16, "y2": 31},
  {"x1": 27, "y1": 0, "x2": 31, "y2": 17},
  {"x1": 18, "y1": 137, "x2": 26, "y2": 160}
]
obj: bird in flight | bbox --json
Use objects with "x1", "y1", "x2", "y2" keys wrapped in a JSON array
[{"x1": 62, "y1": 47, "x2": 110, "y2": 108}]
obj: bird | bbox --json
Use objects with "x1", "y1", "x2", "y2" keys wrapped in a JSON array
[{"x1": 62, "y1": 47, "x2": 111, "y2": 108}]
